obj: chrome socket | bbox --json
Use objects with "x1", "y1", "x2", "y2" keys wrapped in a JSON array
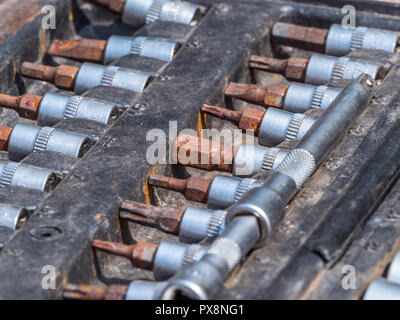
[
  {"x1": 388, "y1": 252, "x2": 400, "y2": 285},
  {"x1": 74, "y1": 63, "x2": 152, "y2": 94},
  {"x1": 326, "y1": 24, "x2": 399, "y2": 56},
  {"x1": 258, "y1": 108, "x2": 317, "y2": 147},
  {"x1": 0, "y1": 203, "x2": 28, "y2": 230},
  {"x1": 38, "y1": 92, "x2": 120, "y2": 126},
  {"x1": 305, "y1": 54, "x2": 381, "y2": 85},
  {"x1": 122, "y1": 0, "x2": 202, "y2": 28},
  {"x1": 8, "y1": 123, "x2": 92, "y2": 162},
  {"x1": 125, "y1": 280, "x2": 168, "y2": 300},
  {"x1": 363, "y1": 278, "x2": 400, "y2": 300},
  {"x1": 233, "y1": 143, "x2": 289, "y2": 177},
  {"x1": 207, "y1": 175, "x2": 262, "y2": 209},
  {"x1": 283, "y1": 83, "x2": 341, "y2": 113},
  {"x1": 0, "y1": 161, "x2": 58, "y2": 192},
  {"x1": 152, "y1": 241, "x2": 207, "y2": 280},
  {"x1": 160, "y1": 254, "x2": 229, "y2": 300},
  {"x1": 179, "y1": 207, "x2": 227, "y2": 243},
  {"x1": 104, "y1": 36, "x2": 180, "y2": 64}
]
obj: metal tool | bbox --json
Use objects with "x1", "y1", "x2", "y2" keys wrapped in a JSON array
[
  {"x1": 0, "y1": 124, "x2": 92, "y2": 161},
  {"x1": 159, "y1": 75, "x2": 375, "y2": 300},
  {"x1": 173, "y1": 134, "x2": 289, "y2": 176},
  {"x1": 93, "y1": 239, "x2": 207, "y2": 280},
  {"x1": 272, "y1": 22, "x2": 400, "y2": 55},
  {"x1": 120, "y1": 201, "x2": 227, "y2": 243},
  {"x1": 48, "y1": 36, "x2": 180, "y2": 64},
  {"x1": 201, "y1": 105, "x2": 317, "y2": 147},
  {"x1": 0, "y1": 92, "x2": 120, "y2": 126},
  {"x1": 0, "y1": 204, "x2": 28, "y2": 230},
  {"x1": 225, "y1": 82, "x2": 341, "y2": 113},
  {"x1": 148, "y1": 174, "x2": 263, "y2": 209},
  {"x1": 0, "y1": 161, "x2": 58, "y2": 192},
  {"x1": 20, "y1": 62, "x2": 152, "y2": 94},
  {"x1": 83, "y1": 0, "x2": 202, "y2": 27},
  {"x1": 64, "y1": 281, "x2": 168, "y2": 300},
  {"x1": 363, "y1": 278, "x2": 400, "y2": 300},
  {"x1": 250, "y1": 54, "x2": 382, "y2": 85}
]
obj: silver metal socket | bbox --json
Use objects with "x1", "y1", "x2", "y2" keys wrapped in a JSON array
[
  {"x1": 75, "y1": 63, "x2": 152, "y2": 94},
  {"x1": 258, "y1": 108, "x2": 317, "y2": 147},
  {"x1": 326, "y1": 24, "x2": 399, "y2": 56},
  {"x1": 38, "y1": 92, "x2": 120, "y2": 126},
  {"x1": 305, "y1": 54, "x2": 381, "y2": 85},
  {"x1": 208, "y1": 216, "x2": 260, "y2": 272},
  {"x1": 283, "y1": 83, "x2": 341, "y2": 113},
  {"x1": 104, "y1": 36, "x2": 180, "y2": 64},
  {"x1": 388, "y1": 252, "x2": 400, "y2": 285},
  {"x1": 0, "y1": 161, "x2": 58, "y2": 192},
  {"x1": 207, "y1": 175, "x2": 262, "y2": 209},
  {"x1": 233, "y1": 143, "x2": 289, "y2": 177},
  {"x1": 363, "y1": 278, "x2": 400, "y2": 300},
  {"x1": 8, "y1": 123, "x2": 92, "y2": 162},
  {"x1": 179, "y1": 207, "x2": 227, "y2": 243},
  {"x1": 160, "y1": 254, "x2": 229, "y2": 300},
  {"x1": 152, "y1": 241, "x2": 207, "y2": 281},
  {"x1": 125, "y1": 280, "x2": 168, "y2": 300},
  {"x1": 0, "y1": 203, "x2": 28, "y2": 230},
  {"x1": 122, "y1": 0, "x2": 202, "y2": 27}
]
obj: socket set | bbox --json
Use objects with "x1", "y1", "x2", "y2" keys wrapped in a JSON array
[{"x1": 0, "y1": 0, "x2": 400, "y2": 300}]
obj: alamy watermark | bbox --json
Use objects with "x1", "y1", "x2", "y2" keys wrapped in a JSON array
[
  {"x1": 42, "y1": 5, "x2": 56, "y2": 30},
  {"x1": 42, "y1": 265, "x2": 56, "y2": 290},
  {"x1": 341, "y1": 265, "x2": 357, "y2": 290},
  {"x1": 341, "y1": 5, "x2": 356, "y2": 29}
]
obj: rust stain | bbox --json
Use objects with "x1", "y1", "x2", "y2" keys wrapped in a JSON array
[
  {"x1": 198, "y1": 111, "x2": 207, "y2": 137},
  {"x1": 39, "y1": 28, "x2": 48, "y2": 56},
  {"x1": 143, "y1": 166, "x2": 159, "y2": 205},
  {"x1": 273, "y1": 22, "x2": 328, "y2": 53},
  {"x1": 48, "y1": 39, "x2": 106, "y2": 63}
]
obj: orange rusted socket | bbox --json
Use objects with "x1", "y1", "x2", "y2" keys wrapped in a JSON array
[
  {"x1": 0, "y1": 126, "x2": 13, "y2": 151},
  {"x1": 249, "y1": 55, "x2": 308, "y2": 82},
  {"x1": 48, "y1": 39, "x2": 107, "y2": 64},
  {"x1": 82, "y1": 0, "x2": 126, "y2": 13},
  {"x1": 93, "y1": 240, "x2": 157, "y2": 271},
  {"x1": 225, "y1": 82, "x2": 287, "y2": 108},
  {"x1": 20, "y1": 62, "x2": 79, "y2": 90},
  {"x1": 174, "y1": 134, "x2": 235, "y2": 173},
  {"x1": 0, "y1": 93, "x2": 42, "y2": 120},
  {"x1": 120, "y1": 201, "x2": 184, "y2": 234},
  {"x1": 148, "y1": 174, "x2": 212, "y2": 204},
  {"x1": 272, "y1": 22, "x2": 329, "y2": 53},
  {"x1": 201, "y1": 104, "x2": 265, "y2": 134},
  {"x1": 63, "y1": 284, "x2": 128, "y2": 300}
]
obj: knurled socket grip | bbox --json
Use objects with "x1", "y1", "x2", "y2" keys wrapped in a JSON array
[
  {"x1": 38, "y1": 92, "x2": 120, "y2": 126},
  {"x1": 8, "y1": 123, "x2": 92, "y2": 161},
  {"x1": 326, "y1": 24, "x2": 399, "y2": 56},
  {"x1": 305, "y1": 54, "x2": 382, "y2": 85},
  {"x1": 122, "y1": 0, "x2": 202, "y2": 27},
  {"x1": 104, "y1": 36, "x2": 180, "y2": 63},
  {"x1": 179, "y1": 208, "x2": 228, "y2": 243},
  {"x1": 75, "y1": 63, "x2": 152, "y2": 94},
  {"x1": 152, "y1": 241, "x2": 207, "y2": 280},
  {"x1": 0, "y1": 161, "x2": 58, "y2": 192},
  {"x1": 283, "y1": 83, "x2": 341, "y2": 113},
  {"x1": 233, "y1": 143, "x2": 289, "y2": 177},
  {"x1": 258, "y1": 108, "x2": 317, "y2": 147}
]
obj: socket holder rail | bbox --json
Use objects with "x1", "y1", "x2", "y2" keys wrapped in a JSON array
[{"x1": 0, "y1": 0, "x2": 400, "y2": 299}]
